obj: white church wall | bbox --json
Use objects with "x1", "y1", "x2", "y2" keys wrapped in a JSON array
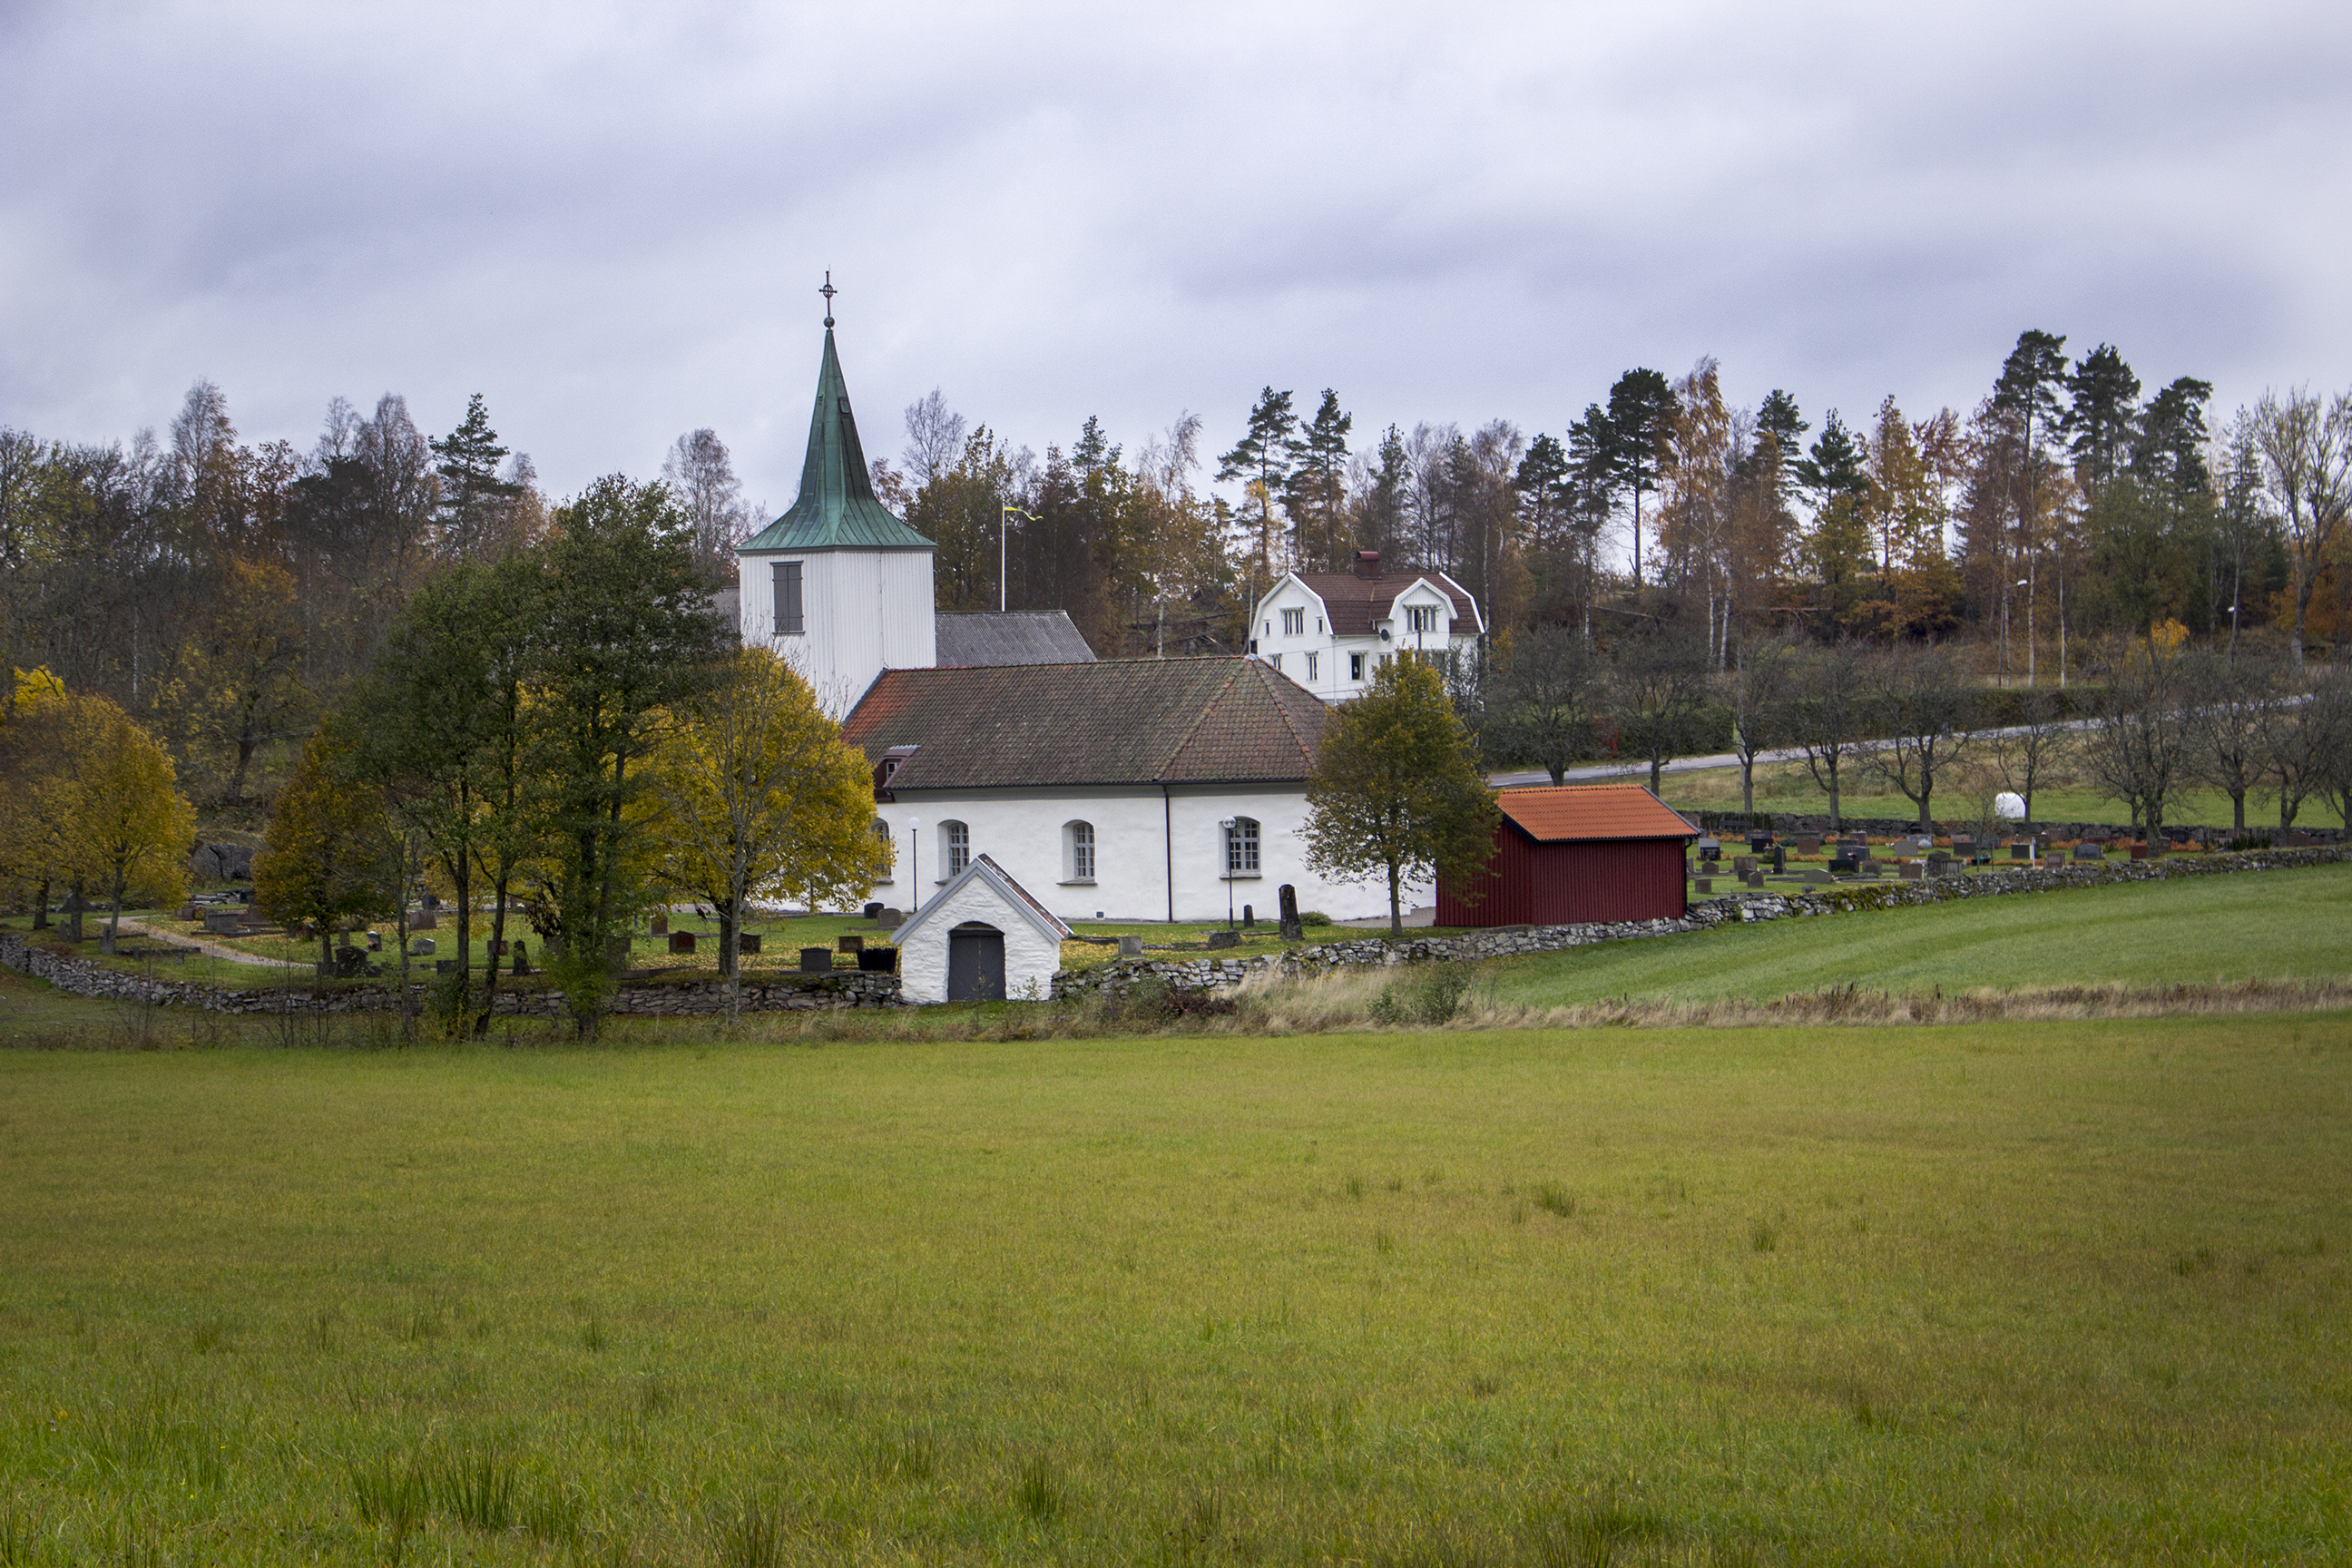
[
  {"x1": 872, "y1": 787, "x2": 1429, "y2": 925},
  {"x1": 740, "y1": 549, "x2": 936, "y2": 716},
  {"x1": 893, "y1": 871, "x2": 1064, "y2": 1004}
]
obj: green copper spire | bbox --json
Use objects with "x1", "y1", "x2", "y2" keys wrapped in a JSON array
[{"x1": 740, "y1": 308, "x2": 934, "y2": 554}]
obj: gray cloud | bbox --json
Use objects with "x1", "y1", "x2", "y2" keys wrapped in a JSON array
[{"x1": 4, "y1": 0, "x2": 2347, "y2": 516}]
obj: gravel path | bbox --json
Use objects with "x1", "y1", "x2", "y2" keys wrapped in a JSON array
[{"x1": 112, "y1": 918, "x2": 309, "y2": 968}]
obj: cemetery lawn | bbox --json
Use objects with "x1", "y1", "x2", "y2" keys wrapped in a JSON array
[
  {"x1": 2, "y1": 1015, "x2": 2348, "y2": 1564},
  {"x1": 1494, "y1": 859, "x2": 2352, "y2": 1010},
  {"x1": 1659, "y1": 759, "x2": 2349, "y2": 831}
]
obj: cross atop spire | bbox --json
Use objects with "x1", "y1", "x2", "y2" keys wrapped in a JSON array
[{"x1": 819, "y1": 270, "x2": 837, "y2": 328}]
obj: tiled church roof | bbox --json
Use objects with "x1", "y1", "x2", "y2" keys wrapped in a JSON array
[{"x1": 841, "y1": 657, "x2": 1327, "y2": 789}]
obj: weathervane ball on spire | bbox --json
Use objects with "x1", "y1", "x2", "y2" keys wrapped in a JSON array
[{"x1": 819, "y1": 270, "x2": 838, "y2": 328}]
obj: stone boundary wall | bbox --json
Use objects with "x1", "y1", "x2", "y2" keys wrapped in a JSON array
[
  {"x1": 1050, "y1": 845, "x2": 2352, "y2": 1002},
  {"x1": 1691, "y1": 810, "x2": 2343, "y2": 845},
  {"x1": 0, "y1": 936, "x2": 903, "y2": 1015}
]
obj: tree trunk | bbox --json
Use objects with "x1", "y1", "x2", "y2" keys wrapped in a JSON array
[
  {"x1": 30, "y1": 878, "x2": 46, "y2": 931},
  {"x1": 719, "y1": 897, "x2": 740, "y2": 1028},
  {"x1": 65, "y1": 882, "x2": 83, "y2": 943},
  {"x1": 474, "y1": 876, "x2": 510, "y2": 1037},
  {"x1": 103, "y1": 862, "x2": 124, "y2": 956},
  {"x1": 1387, "y1": 861, "x2": 1403, "y2": 938},
  {"x1": 2232, "y1": 790, "x2": 2246, "y2": 832}
]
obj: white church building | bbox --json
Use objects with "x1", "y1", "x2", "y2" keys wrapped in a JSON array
[{"x1": 737, "y1": 314, "x2": 1446, "y2": 925}]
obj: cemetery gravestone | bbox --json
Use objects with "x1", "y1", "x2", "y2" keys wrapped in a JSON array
[
  {"x1": 2073, "y1": 842, "x2": 2103, "y2": 862},
  {"x1": 1745, "y1": 871, "x2": 1766, "y2": 890},
  {"x1": 838, "y1": 934, "x2": 865, "y2": 953},
  {"x1": 1695, "y1": 877, "x2": 1713, "y2": 894},
  {"x1": 1732, "y1": 855, "x2": 1758, "y2": 876},
  {"x1": 1118, "y1": 935, "x2": 1144, "y2": 957},
  {"x1": 877, "y1": 909, "x2": 904, "y2": 930},
  {"x1": 411, "y1": 937, "x2": 434, "y2": 956},
  {"x1": 863, "y1": 902, "x2": 885, "y2": 921},
  {"x1": 737, "y1": 934, "x2": 761, "y2": 956},
  {"x1": 511, "y1": 944, "x2": 530, "y2": 975},
  {"x1": 799, "y1": 946, "x2": 832, "y2": 973},
  {"x1": 668, "y1": 931, "x2": 697, "y2": 955},
  {"x1": 1205, "y1": 930, "x2": 1239, "y2": 949},
  {"x1": 1770, "y1": 846, "x2": 1787, "y2": 874},
  {"x1": 411, "y1": 909, "x2": 436, "y2": 931},
  {"x1": 1901, "y1": 863, "x2": 1925, "y2": 882},
  {"x1": 1796, "y1": 836, "x2": 1822, "y2": 855},
  {"x1": 1279, "y1": 883, "x2": 1302, "y2": 942},
  {"x1": 856, "y1": 946, "x2": 897, "y2": 972},
  {"x1": 649, "y1": 912, "x2": 668, "y2": 936}
]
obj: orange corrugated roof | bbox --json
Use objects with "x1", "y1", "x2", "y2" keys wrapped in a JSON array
[{"x1": 1496, "y1": 785, "x2": 1697, "y2": 842}]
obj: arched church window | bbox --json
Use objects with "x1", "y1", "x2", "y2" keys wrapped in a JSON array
[
  {"x1": 1064, "y1": 821, "x2": 1095, "y2": 882},
  {"x1": 1224, "y1": 818, "x2": 1259, "y2": 877},
  {"x1": 941, "y1": 820, "x2": 970, "y2": 877}
]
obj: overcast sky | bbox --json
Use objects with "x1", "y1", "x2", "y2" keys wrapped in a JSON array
[{"x1": 5, "y1": 1, "x2": 2347, "y2": 524}]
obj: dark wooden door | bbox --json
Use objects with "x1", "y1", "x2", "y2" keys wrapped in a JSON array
[{"x1": 946, "y1": 924, "x2": 1005, "y2": 1001}]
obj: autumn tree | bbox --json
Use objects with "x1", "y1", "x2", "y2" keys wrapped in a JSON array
[
  {"x1": 2252, "y1": 387, "x2": 2352, "y2": 668},
  {"x1": 1304, "y1": 656, "x2": 1499, "y2": 936},
  {"x1": 650, "y1": 647, "x2": 889, "y2": 1021},
  {"x1": 254, "y1": 722, "x2": 400, "y2": 969},
  {"x1": 45, "y1": 694, "x2": 195, "y2": 951}
]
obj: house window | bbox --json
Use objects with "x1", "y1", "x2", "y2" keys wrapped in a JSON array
[
  {"x1": 1305, "y1": 652, "x2": 1318, "y2": 681},
  {"x1": 1349, "y1": 652, "x2": 1365, "y2": 681},
  {"x1": 1225, "y1": 817, "x2": 1259, "y2": 877},
  {"x1": 942, "y1": 819, "x2": 969, "y2": 877},
  {"x1": 1281, "y1": 607, "x2": 1305, "y2": 636},
  {"x1": 1406, "y1": 603, "x2": 1440, "y2": 634},
  {"x1": 1318, "y1": 617, "x2": 1324, "y2": 634},
  {"x1": 1270, "y1": 653, "x2": 1282, "y2": 671},
  {"x1": 775, "y1": 562, "x2": 805, "y2": 635},
  {"x1": 1065, "y1": 820, "x2": 1095, "y2": 882}
]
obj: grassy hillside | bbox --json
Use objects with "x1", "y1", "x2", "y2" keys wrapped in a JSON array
[
  {"x1": 1488, "y1": 860, "x2": 2352, "y2": 1011},
  {"x1": 1, "y1": 1016, "x2": 2347, "y2": 1563}
]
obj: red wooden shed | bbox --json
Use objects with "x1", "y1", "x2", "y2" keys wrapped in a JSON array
[{"x1": 1436, "y1": 785, "x2": 1698, "y2": 926}]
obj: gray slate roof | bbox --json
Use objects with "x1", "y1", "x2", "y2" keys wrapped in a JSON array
[
  {"x1": 934, "y1": 612, "x2": 1097, "y2": 667},
  {"x1": 841, "y1": 656, "x2": 1326, "y2": 790}
]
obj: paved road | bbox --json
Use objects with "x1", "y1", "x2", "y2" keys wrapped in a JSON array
[{"x1": 1488, "y1": 714, "x2": 2111, "y2": 791}]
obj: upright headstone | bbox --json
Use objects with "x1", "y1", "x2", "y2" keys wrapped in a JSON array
[
  {"x1": 1279, "y1": 883, "x2": 1302, "y2": 942},
  {"x1": 1205, "y1": 929, "x2": 1239, "y2": 949},
  {"x1": 877, "y1": 908, "x2": 904, "y2": 930},
  {"x1": 649, "y1": 911, "x2": 668, "y2": 936},
  {"x1": 838, "y1": 934, "x2": 865, "y2": 953},
  {"x1": 736, "y1": 934, "x2": 761, "y2": 956},
  {"x1": 410, "y1": 908, "x2": 436, "y2": 931},
  {"x1": 1744, "y1": 870, "x2": 1765, "y2": 889},
  {"x1": 669, "y1": 931, "x2": 697, "y2": 955},
  {"x1": 799, "y1": 946, "x2": 831, "y2": 973},
  {"x1": 411, "y1": 936, "x2": 435, "y2": 956},
  {"x1": 1770, "y1": 846, "x2": 1787, "y2": 874},
  {"x1": 511, "y1": 942, "x2": 530, "y2": 975},
  {"x1": 1118, "y1": 935, "x2": 1143, "y2": 957},
  {"x1": 1241, "y1": 904, "x2": 1254, "y2": 928}
]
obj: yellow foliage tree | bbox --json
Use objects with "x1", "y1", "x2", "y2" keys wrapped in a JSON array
[
  {"x1": 649, "y1": 647, "x2": 890, "y2": 1017},
  {"x1": 44, "y1": 694, "x2": 196, "y2": 950},
  {"x1": 0, "y1": 669, "x2": 74, "y2": 926}
]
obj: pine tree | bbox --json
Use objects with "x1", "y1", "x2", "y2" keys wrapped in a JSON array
[
  {"x1": 1603, "y1": 369, "x2": 1678, "y2": 585},
  {"x1": 1217, "y1": 387, "x2": 1297, "y2": 593},
  {"x1": 2063, "y1": 344, "x2": 2141, "y2": 492},
  {"x1": 430, "y1": 394, "x2": 524, "y2": 562},
  {"x1": 1286, "y1": 390, "x2": 1352, "y2": 570}
]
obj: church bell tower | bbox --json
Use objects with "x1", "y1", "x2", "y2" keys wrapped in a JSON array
[{"x1": 736, "y1": 278, "x2": 937, "y2": 715}]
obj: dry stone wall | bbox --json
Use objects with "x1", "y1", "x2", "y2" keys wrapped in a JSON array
[
  {"x1": 0, "y1": 936, "x2": 903, "y2": 1015},
  {"x1": 1049, "y1": 845, "x2": 2352, "y2": 1002}
]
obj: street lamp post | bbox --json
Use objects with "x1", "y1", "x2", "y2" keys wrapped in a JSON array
[
  {"x1": 1219, "y1": 818, "x2": 1237, "y2": 931},
  {"x1": 906, "y1": 818, "x2": 919, "y2": 916}
]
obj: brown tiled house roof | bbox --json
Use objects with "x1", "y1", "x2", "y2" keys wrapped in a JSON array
[
  {"x1": 1290, "y1": 571, "x2": 1483, "y2": 637},
  {"x1": 1495, "y1": 785, "x2": 1698, "y2": 842},
  {"x1": 841, "y1": 657, "x2": 1327, "y2": 789}
]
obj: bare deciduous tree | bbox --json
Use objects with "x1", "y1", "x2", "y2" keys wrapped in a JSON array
[
  {"x1": 1868, "y1": 647, "x2": 1978, "y2": 832},
  {"x1": 2253, "y1": 387, "x2": 2352, "y2": 668},
  {"x1": 1983, "y1": 687, "x2": 2070, "y2": 827},
  {"x1": 902, "y1": 388, "x2": 967, "y2": 490},
  {"x1": 1783, "y1": 640, "x2": 1872, "y2": 831},
  {"x1": 2082, "y1": 646, "x2": 2190, "y2": 835},
  {"x1": 662, "y1": 428, "x2": 750, "y2": 586},
  {"x1": 1486, "y1": 624, "x2": 1603, "y2": 785}
]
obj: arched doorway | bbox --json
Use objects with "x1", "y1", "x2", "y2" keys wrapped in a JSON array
[{"x1": 946, "y1": 921, "x2": 1005, "y2": 1002}]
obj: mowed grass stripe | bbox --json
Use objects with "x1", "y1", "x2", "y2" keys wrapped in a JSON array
[
  {"x1": 1, "y1": 1018, "x2": 2348, "y2": 1562},
  {"x1": 1489, "y1": 860, "x2": 2352, "y2": 1008}
]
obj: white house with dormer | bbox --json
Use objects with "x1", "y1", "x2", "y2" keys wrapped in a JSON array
[{"x1": 1248, "y1": 551, "x2": 1485, "y2": 702}]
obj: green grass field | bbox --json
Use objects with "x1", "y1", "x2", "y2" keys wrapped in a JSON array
[
  {"x1": 3, "y1": 1012, "x2": 2349, "y2": 1564},
  {"x1": 1660, "y1": 759, "x2": 2349, "y2": 831},
  {"x1": 1494, "y1": 861, "x2": 2352, "y2": 1011}
]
